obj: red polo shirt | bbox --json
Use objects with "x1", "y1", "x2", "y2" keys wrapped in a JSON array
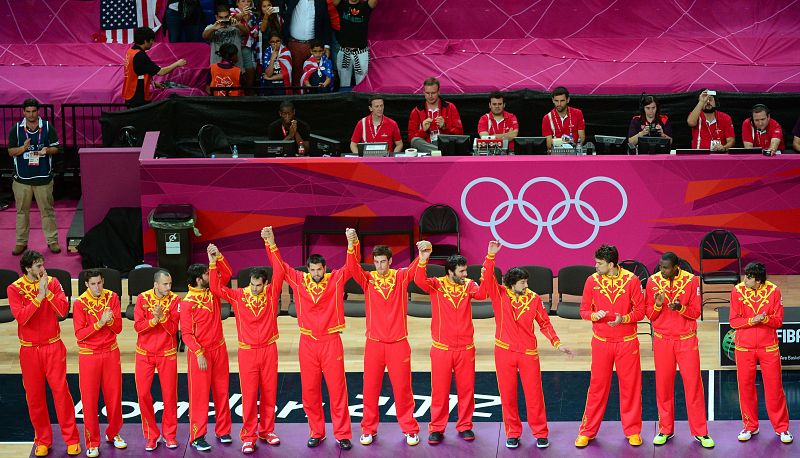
[
  {"x1": 690, "y1": 110, "x2": 735, "y2": 149},
  {"x1": 541, "y1": 107, "x2": 585, "y2": 142},
  {"x1": 742, "y1": 117, "x2": 785, "y2": 150},
  {"x1": 478, "y1": 111, "x2": 519, "y2": 150},
  {"x1": 351, "y1": 115, "x2": 402, "y2": 146}
]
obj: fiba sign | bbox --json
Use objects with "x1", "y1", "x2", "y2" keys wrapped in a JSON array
[{"x1": 719, "y1": 322, "x2": 800, "y2": 366}]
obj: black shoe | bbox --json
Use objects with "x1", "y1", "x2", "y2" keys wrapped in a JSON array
[
  {"x1": 307, "y1": 436, "x2": 325, "y2": 448},
  {"x1": 336, "y1": 439, "x2": 352, "y2": 450},
  {"x1": 191, "y1": 437, "x2": 211, "y2": 452},
  {"x1": 459, "y1": 430, "x2": 475, "y2": 441},
  {"x1": 537, "y1": 438, "x2": 550, "y2": 448},
  {"x1": 428, "y1": 432, "x2": 444, "y2": 444},
  {"x1": 506, "y1": 437, "x2": 519, "y2": 448},
  {"x1": 217, "y1": 434, "x2": 233, "y2": 444}
]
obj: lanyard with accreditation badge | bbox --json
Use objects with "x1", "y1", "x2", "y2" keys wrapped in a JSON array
[{"x1": 24, "y1": 128, "x2": 41, "y2": 166}]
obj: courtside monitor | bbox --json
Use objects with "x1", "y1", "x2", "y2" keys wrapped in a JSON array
[
  {"x1": 513, "y1": 137, "x2": 548, "y2": 155},
  {"x1": 309, "y1": 134, "x2": 341, "y2": 157},
  {"x1": 437, "y1": 134, "x2": 472, "y2": 156},
  {"x1": 357, "y1": 142, "x2": 390, "y2": 157},
  {"x1": 636, "y1": 136, "x2": 671, "y2": 155},
  {"x1": 253, "y1": 140, "x2": 296, "y2": 157},
  {"x1": 594, "y1": 135, "x2": 628, "y2": 155}
]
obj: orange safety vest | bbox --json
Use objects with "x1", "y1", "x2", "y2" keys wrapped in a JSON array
[
  {"x1": 122, "y1": 47, "x2": 152, "y2": 102},
  {"x1": 210, "y1": 63, "x2": 242, "y2": 97}
]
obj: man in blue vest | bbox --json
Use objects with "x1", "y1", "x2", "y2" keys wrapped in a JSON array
[{"x1": 7, "y1": 99, "x2": 60, "y2": 255}]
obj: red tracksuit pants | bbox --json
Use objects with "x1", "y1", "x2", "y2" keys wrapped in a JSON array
[
  {"x1": 187, "y1": 345, "x2": 232, "y2": 441},
  {"x1": 495, "y1": 346, "x2": 548, "y2": 439},
  {"x1": 429, "y1": 346, "x2": 475, "y2": 433},
  {"x1": 238, "y1": 344, "x2": 278, "y2": 442},
  {"x1": 579, "y1": 337, "x2": 642, "y2": 437},
  {"x1": 736, "y1": 347, "x2": 790, "y2": 433},
  {"x1": 361, "y1": 339, "x2": 419, "y2": 436},
  {"x1": 78, "y1": 348, "x2": 123, "y2": 448},
  {"x1": 653, "y1": 335, "x2": 708, "y2": 436},
  {"x1": 135, "y1": 352, "x2": 178, "y2": 442},
  {"x1": 299, "y1": 334, "x2": 352, "y2": 440},
  {"x1": 20, "y1": 341, "x2": 80, "y2": 448}
]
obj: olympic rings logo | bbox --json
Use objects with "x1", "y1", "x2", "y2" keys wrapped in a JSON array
[{"x1": 460, "y1": 176, "x2": 628, "y2": 249}]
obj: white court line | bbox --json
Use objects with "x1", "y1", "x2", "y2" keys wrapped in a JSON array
[
  {"x1": 708, "y1": 369, "x2": 715, "y2": 421},
  {"x1": 0, "y1": 442, "x2": 33, "y2": 444}
]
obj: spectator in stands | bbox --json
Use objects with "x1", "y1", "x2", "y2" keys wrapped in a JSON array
[
  {"x1": 261, "y1": 31, "x2": 293, "y2": 94},
  {"x1": 332, "y1": 0, "x2": 377, "y2": 88},
  {"x1": 203, "y1": 5, "x2": 246, "y2": 73},
  {"x1": 301, "y1": 40, "x2": 333, "y2": 92},
  {"x1": 687, "y1": 90, "x2": 734, "y2": 151},
  {"x1": 284, "y1": 0, "x2": 332, "y2": 86},
  {"x1": 268, "y1": 101, "x2": 311, "y2": 152},
  {"x1": 165, "y1": 1, "x2": 205, "y2": 42},
  {"x1": 122, "y1": 27, "x2": 187, "y2": 108},
  {"x1": 258, "y1": 0, "x2": 284, "y2": 62},
  {"x1": 231, "y1": 0, "x2": 259, "y2": 94},
  {"x1": 742, "y1": 104, "x2": 784, "y2": 155},
  {"x1": 627, "y1": 94, "x2": 673, "y2": 146},
  {"x1": 542, "y1": 86, "x2": 585, "y2": 150},
  {"x1": 208, "y1": 43, "x2": 242, "y2": 96},
  {"x1": 478, "y1": 92, "x2": 519, "y2": 151},
  {"x1": 6, "y1": 99, "x2": 60, "y2": 255},
  {"x1": 408, "y1": 77, "x2": 464, "y2": 152},
  {"x1": 350, "y1": 94, "x2": 403, "y2": 154},
  {"x1": 794, "y1": 117, "x2": 800, "y2": 152}
]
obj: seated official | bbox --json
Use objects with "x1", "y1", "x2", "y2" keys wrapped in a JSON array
[
  {"x1": 267, "y1": 100, "x2": 310, "y2": 153},
  {"x1": 477, "y1": 92, "x2": 519, "y2": 151},
  {"x1": 742, "y1": 104, "x2": 784, "y2": 156},
  {"x1": 687, "y1": 89, "x2": 734, "y2": 151},
  {"x1": 208, "y1": 43, "x2": 242, "y2": 96},
  {"x1": 541, "y1": 86, "x2": 585, "y2": 149},
  {"x1": 627, "y1": 94, "x2": 672, "y2": 146},
  {"x1": 407, "y1": 77, "x2": 463, "y2": 152},
  {"x1": 350, "y1": 95, "x2": 403, "y2": 154}
]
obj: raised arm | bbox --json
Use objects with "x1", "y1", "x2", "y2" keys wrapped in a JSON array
[
  {"x1": 262, "y1": 226, "x2": 302, "y2": 287},
  {"x1": 479, "y1": 241, "x2": 503, "y2": 301},
  {"x1": 687, "y1": 91, "x2": 708, "y2": 128},
  {"x1": 208, "y1": 245, "x2": 236, "y2": 302},
  {"x1": 345, "y1": 229, "x2": 369, "y2": 288},
  {"x1": 413, "y1": 240, "x2": 434, "y2": 293}
]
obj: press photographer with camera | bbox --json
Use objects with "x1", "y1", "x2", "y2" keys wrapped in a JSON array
[
  {"x1": 203, "y1": 4, "x2": 246, "y2": 72},
  {"x1": 627, "y1": 94, "x2": 673, "y2": 146}
]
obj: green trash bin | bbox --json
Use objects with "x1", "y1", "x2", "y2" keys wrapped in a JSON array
[{"x1": 148, "y1": 204, "x2": 201, "y2": 292}]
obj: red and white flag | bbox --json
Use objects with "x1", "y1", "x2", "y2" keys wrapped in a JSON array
[{"x1": 97, "y1": 0, "x2": 161, "y2": 44}]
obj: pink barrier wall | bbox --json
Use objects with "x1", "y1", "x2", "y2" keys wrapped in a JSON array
[{"x1": 137, "y1": 153, "x2": 800, "y2": 275}]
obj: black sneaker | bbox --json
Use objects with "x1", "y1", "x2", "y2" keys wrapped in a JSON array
[
  {"x1": 537, "y1": 438, "x2": 550, "y2": 448},
  {"x1": 307, "y1": 436, "x2": 325, "y2": 448},
  {"x1": 336, "y1": 439, "x2": 352, "y2": 450},
  {"x1": 459, "y1": 430, "x2": 475, "y2": 441},
  {"x1": 191, "y1": 437, "x2": 211, "y2": 452},
  {"x1": 506, "y1": 437, "x2": 520, "y2": 448},
  {"x1": 428, "y1": 432, "x2": 444, "y2": 445},
  {"x1": 217, "y1": 434, "x2": 233, "y2": 444}
]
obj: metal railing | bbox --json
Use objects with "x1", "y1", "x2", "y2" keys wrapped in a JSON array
[{"x1": 61, "y1": 103, "x2": 127, "y2": 173}]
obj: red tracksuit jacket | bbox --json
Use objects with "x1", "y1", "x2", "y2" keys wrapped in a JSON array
[
  {"x1": 580, "y1": 269, "x2": 645, "y2": 341},
  {"x1": 645, "y1": 269, "x2": 701, "y2": 337},
  {"x1": 8, "y1": 276, "x2": 69, "y2": 345},
  {"x1": 134, "y1": 289, "x2": 181, "y2": 356},
  {"x1": 730, "y1": 281, "x2": 783, "y2": 350},
  {"x1": 180, "y1": 286, "x2": 226, "y2": 356},
  {"x1": 73, "y1": 290, "x2": 122, "y2": 353},
  {"x1": 407, "y1": 99, "x2": 464, "y2": 143}
]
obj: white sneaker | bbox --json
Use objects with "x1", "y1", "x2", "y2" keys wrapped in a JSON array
[
  {"x1": 405, "y1": 433, "x2": 420, "y2": 446},
  {"x1": 738, "y1": 428, "x2": 759, "y2": 441},
  {"x1": 359, "y1": 434, "x2": 375, "y2": 445},
  {"x1": 86, "y1": 448, "x2": 99, "y2": 458},
  {"x1": 112, "y1": 435, "x2": 127, "y2": 449},
  {"x1": 779, "y1": 431, "x2": 793, "y2": 443}
]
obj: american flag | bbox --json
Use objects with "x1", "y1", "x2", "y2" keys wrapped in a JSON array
[{"x1": 98, "y1": 0, "x2": 161, "y2": 44}]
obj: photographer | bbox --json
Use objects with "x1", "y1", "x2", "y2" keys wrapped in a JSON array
[
  {"x1": 628, "y1": 94, "x2": 673, "y2": 146},
  {"x1": 202, "y1": 4, "x2": 246, "y2": 72}
]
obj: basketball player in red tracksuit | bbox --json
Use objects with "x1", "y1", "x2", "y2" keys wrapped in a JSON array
[
  {"x1": 263, "y1": 226, "x2": 354, "y2": 450},
  {"x1": 645, "y1": 252, "x2": 714, "y2": 448},
  {"x1": 344, "y1": 229, "x2": 422, "y2": 447},
  {"x1": 414, "y1": 243, "x2": 487, "y2": 445},
  {"x1": 73, "y1": 270, "x2": 126, "y2": 456},
  {"x1": 730, "y1": 262, "x2": 793, "y2": 444},
  {"x1": 8, "y1": 250, "x2": 81, "y2": 457},
  {"x1": 180, "y1": 263, "x2": 232, "y2": 452},
  {"x1": 575, "y1": 244, "x2": 645, "y2": 448},
  {"x1": 133, "y1": 269, "x2": 181, "y2": 452},
  {"x1": 208, "y1": 242, "x2": 284, "y2": 455},
  {"x1": 480, "y1": 241, "x2": 574, "y2": 449}
]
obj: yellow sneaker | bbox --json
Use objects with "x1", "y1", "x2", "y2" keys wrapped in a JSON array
[
  {"x1": 628, "y1": 434, "x2": 643, "y2": 446},
  {"x1": 66, "y1": 443, "x2": 81, "y2": 455},
  {"x1": 574, "y1": 435, "x2": 593, "y2": 447},
  {"x1": 34, "y1": 445, "x2": 50, "y2": 457}
]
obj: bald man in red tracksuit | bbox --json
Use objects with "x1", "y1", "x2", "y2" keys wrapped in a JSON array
[
  {"x1": 730, "y1": 278, "x2": 791, "y2": 441},
  {"x1": 645, "y1": 264, "x2": 711, "y2": 446},
  {"x1": 576, "y1": 266, "x2": 645, "y2": 447},
  {"x1": 209, "y1": 246, "x2": 284, "y2": 452},
  {"x1": 414, "y1": 251, "x2": 487, "y2": 443},
  {"x1": 134, "y1": 281, "x2": 181, "y2": 450},
  {"x1": 73, "y1": 286, "x2": 124, "y2": 452},
  {"x1": 180, "y1": 267, "x2": 232, "y2": 449},
  {"x1": 345, "y1": 234, "x2": 422, "y2": 445},
  {"x1": 266, "y1": 230, "x2": 353, "y2": 449},
  {"x1": 8, "y1": 266, "x2": 81, "y2": 456}
]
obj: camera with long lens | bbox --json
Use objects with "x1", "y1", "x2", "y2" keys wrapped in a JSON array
[{"x1": 648, "y1": 124, "x2": 659, "y2": 137}]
